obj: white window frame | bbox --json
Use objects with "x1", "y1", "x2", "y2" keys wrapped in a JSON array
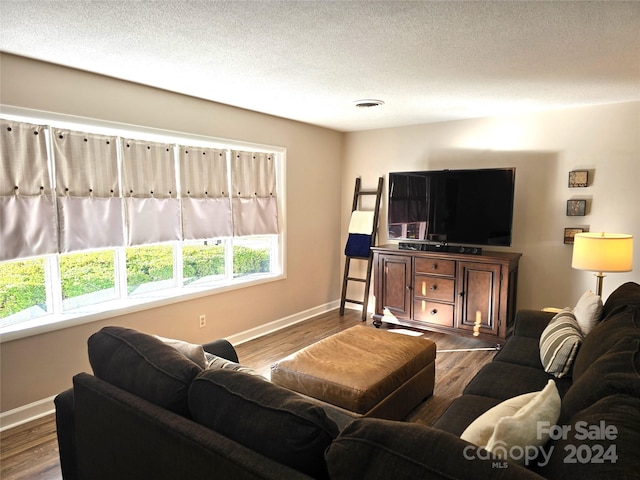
[{"x1": 0, "y1": 106, "x2": 287, "y2": 342}]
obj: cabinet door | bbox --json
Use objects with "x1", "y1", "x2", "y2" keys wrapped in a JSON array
[
  {"x1": 457, "y1": 261, "x2": 501, "y2": 336},
  {"x1": 378, "y1": 254, "x2": 412, "y2": 319}
]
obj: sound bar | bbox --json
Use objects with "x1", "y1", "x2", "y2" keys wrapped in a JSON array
[{"x1": 399, "y1": 242, "x2": 483, "y2": 255}]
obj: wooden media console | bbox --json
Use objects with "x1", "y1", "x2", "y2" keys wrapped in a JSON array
[{"x1": 371, "y1": 245, "x2": 521, "y2": 345}]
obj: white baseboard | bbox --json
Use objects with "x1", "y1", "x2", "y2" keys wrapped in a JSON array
[
  {"x1": 226, "y1": 300, "x2": 342, "y2": 345},
  {"x1": 0, "y1": 395, "x2": 56, "y2": 432},
  {"x1": 1, "y1": 300, "x2": 362, "y2": 432}
]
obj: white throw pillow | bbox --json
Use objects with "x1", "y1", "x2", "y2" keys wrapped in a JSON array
[
  {"x1": 461, "y1": 380, "x2": 561, "y2": 465},
  {"x1": 154, "y1": 335, "x2": 207, "y2": 369},
  {"x1": 573, "y1": 290, "x2": 603, "y2": 336},
  {"x1": 461, "y1": 391, "x2": 539, "y2": 447}
]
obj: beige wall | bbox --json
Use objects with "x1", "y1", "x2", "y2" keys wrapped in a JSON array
[
  {"x1": 2, "y1": 52, "x2": 639, "y2": 416},
  {"x1": 342, "y1": 102, "x2": 640, "y2": 312},
  {"x1": 0, "y1": 54, "x2": 344, "y2": 412}
]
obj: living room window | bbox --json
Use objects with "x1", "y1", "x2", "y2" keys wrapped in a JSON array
[{"x1": 0, "y1": 109, "x2": 285, "y2": 339}]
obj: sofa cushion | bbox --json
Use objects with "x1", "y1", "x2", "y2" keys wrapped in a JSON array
[
  {"x1": 573, "y1": 290, "x2": 603, "y2": 336},
  {"x1": 188, "y1": 368, "x2": 338, "y2": 479},
  {"x1": 87, "y1": 326, "x2": 202, "y2": 416},
  {"x1": 561, "y1": 338, "x2": 640, "y2": 423},
  {"x1": 493, "y1": 336, "x2": 544, "y2": 369},
  {"x1": 573, "y1": 305, "x2": 640, "y2": 380},
  {"x1": 326, "y1": 418, "x2": 544, "y2": 480},
  {"x1": 535, "y1": 394, "x2": 640, "y2": 478},
  {"x1": 601, "y1": 281, "x2": 640, "y2": 318},
  {"x1": 539, "y1": 308, "x2": 583, "y2": 378},
  {"x1": 461, "y1": 380, "x2": 560, "y2": 464},
  {"x1": 464, "y1": 360, "x2": 573, "y2": 400},
  {"x1": 512, "y1": 309, "x2": 556, "y2": 339},
  {"x1": 432, "y1": 394, "x2": 502, "y2": 436}
]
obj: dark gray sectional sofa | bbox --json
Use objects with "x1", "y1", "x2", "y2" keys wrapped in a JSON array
[{"x1": 55, "y1": 282, "x2": 640, "y2": 479}]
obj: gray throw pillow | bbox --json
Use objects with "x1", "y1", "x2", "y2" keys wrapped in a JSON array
[
  {"x1": 539, "y1": 308, "x2": 583, "y2": 378},
  {"x1": 204, "y1": 352, "x2": 257, "y2": 374},
  {"x1": 155, "y1": 335, "x2": 207, "y2": 368}
]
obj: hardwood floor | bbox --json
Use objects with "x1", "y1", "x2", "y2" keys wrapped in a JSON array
[
  {"x1": 0, "y1": 413, "x2": 60, "y2": 480},
  {"x1": 0, "y1": 308, "x2": 496, "y2": 480}
]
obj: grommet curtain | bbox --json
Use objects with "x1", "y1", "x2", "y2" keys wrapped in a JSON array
[
  {"x1": 231, "y1": 150, "x2": 278, "y2": 236},
  {"x1": 121, "y1": 139, "x2": 180, "y2": 246},
  {"x1": 0, "y1": 119, "x2": 57, "y2": 261},
  {"x1": 1, "y1": 118, "x2": 281, "y2": 263},
  {"x1": 52, "y1": 128, "x2": 123, "y2": 253},
  {"x1": 179, "y1": 146, "x2": 232, "y2": 239}
]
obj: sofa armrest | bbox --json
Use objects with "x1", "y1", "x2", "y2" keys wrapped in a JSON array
[
  {"x1": 72, "y1": 372, "x2": 311, "y2": 479},
  {"x1": 512, "y1": 309, "x2": 556, "y2": 339},
  {"x1": 55, "y1": 388, "x2": 78, "y2": 480},
  {"x1": 326, "y1": 418, "x2": 546, "y2": 479},
  {"x1": 202, "y1": 339, "x2": 239, "y2": 363}
]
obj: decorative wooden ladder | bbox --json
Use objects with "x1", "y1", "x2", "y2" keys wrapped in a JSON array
[{"x1": 339, "y1": 176, "x2": 384, "y2": 321}]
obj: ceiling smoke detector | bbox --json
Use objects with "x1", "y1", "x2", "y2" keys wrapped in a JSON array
[{"x1": 354, "y1": 99, "x2": 385, "y2": 108}]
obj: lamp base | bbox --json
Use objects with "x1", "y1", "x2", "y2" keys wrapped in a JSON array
[{"x1": 594, "y1": 272, "x2": 605, "y2": 297}]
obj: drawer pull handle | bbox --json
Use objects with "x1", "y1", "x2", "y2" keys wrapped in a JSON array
[
  {"x1": 431, "y1": 264, "x2": 438, "y2": 270},
  {"x1": 430, "y1": 285, "x2": 437, "y2": 291},
  {"x1": 430, "y1": 309, "x2": 438, "y2": 315}
]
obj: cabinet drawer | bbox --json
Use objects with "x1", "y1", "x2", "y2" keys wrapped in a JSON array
[
  {"x1": 415, "y1": 258, "x2": 455, "y2": 276},
  {"x1": 414, "y1": 276, "x2": 455, "y2": 302},
  {"x1": 414, "y1": 300, "x2": 454, "y2": 327}
]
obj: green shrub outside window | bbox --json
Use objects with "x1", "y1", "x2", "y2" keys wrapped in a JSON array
[
  {"x1": 233, "y1": 245, "x2": 270, "y2": 277},
  {"x1": 183, "y1": 244, "x2": 225, "y2": 284},
  {"x1": 60, "y1": 250, "x2": 116, "y2": 309},
  {"x1": 0, "y1": 258, "x2": 47, "y2": 321},
  {"x1": 126, "y1": 245, "x2": 174, "y2": 294},
  {"x1": 1, "y1": 239, "x2": 274, "y2": 327}
]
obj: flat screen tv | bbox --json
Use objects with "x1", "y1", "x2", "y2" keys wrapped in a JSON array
[{"x1": 388, "y1": 168, "x2": 516, "y2": 247}]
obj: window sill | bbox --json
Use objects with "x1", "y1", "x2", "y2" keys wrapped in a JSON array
[{"x1": 0, "y1": 273, "x2": 284, "y2": 343}]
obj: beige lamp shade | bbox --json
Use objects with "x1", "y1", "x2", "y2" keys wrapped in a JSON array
[{"x1": 572, "y1": 233, "x2": 633, "y2": 273}]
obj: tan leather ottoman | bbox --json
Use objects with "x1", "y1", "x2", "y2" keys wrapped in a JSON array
[{"x1": 270, "y1": 326, "x2": 436, "y2": 420}]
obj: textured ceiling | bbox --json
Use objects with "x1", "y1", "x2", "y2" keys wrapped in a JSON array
[{"x1": 1, "y1": 1, "x2": 639, "y2": 132}]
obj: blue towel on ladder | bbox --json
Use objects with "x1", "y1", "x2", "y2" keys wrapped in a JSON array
[
  {"x1": 345, "y1": 233, "x2": 372, "y2": 258},
  {"x1": 345, "y1": 210, "x2": 375, "y2": 258}
]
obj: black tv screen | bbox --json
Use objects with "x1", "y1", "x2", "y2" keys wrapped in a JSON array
[{"x1": 388, "y1": 168, "x2": 516, "y2": 246}]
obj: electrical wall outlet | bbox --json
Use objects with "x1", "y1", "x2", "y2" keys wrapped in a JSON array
[{"x1": 199, "y1": 314, "x2": 206, "y2": 328}]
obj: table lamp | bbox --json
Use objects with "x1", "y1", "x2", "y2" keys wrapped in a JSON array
[{"x1": 571, "y1": 232, "x2": 633, "y2": 296}]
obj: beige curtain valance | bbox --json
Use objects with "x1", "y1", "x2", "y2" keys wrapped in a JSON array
[
  {"x1": 53, "y1": 128, "x2": 119, "y2": 198},
  {"x1": 0, "y1": 119, "x2": 50, "y2": 196},
  {"x1": 122, "y1": 139, "x2": 176, "y2": 198},
  {"x1": 0, "y1": 120, "x2": 56, "y2": 260},
  {"x1": 1, "y1": 118, "x2": 281, "y2": 260},
  {"x1": 231, "y1": 150, "x2": 278, "y2": 236}
]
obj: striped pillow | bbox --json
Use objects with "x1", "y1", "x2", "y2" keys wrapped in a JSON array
[{"x1": 539, "y1": 308, "x2": 584, "y2": 378}]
